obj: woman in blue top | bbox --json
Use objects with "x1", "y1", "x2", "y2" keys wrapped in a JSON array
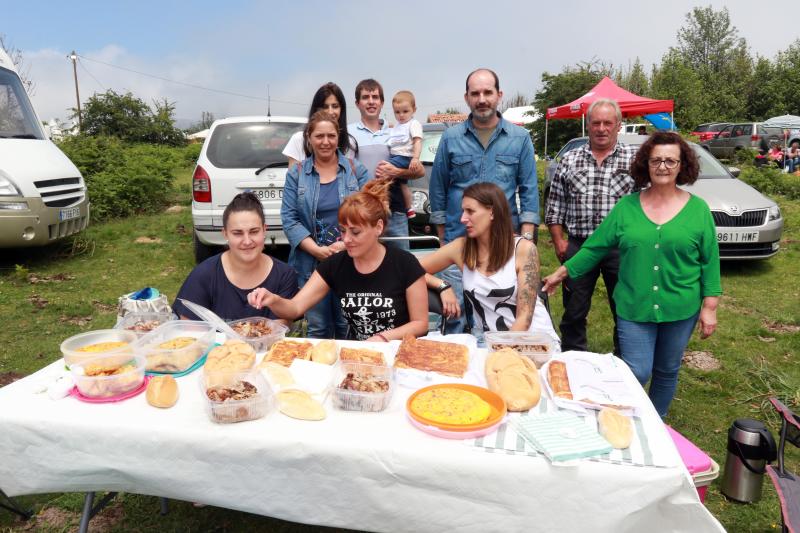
[
  {"x1": 173, "y1": 192, "x2": 298, "y2": 325},
  {"x1": 281, "y1": 110, "x2": 369, "y2": 338}
]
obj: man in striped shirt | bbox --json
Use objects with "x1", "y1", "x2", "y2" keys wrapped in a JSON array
[{"x1": 545, "y1": 99, "x2": 637, "y2": 353}]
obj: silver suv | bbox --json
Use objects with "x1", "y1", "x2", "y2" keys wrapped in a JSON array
[
  {"x1": 191, "y1": 116, "x2": 305, "y2": 262},
  {"x1": 702, "y1": 122, "x2": 782, "y2": 159}
]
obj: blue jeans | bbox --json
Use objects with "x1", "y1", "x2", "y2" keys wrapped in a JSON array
[
  {"x1": 617, "y1": 312, "x2": 699, "y2": 418},
  {"x1": 305, "y1": 291, "x2": 348, "y2": 339},
  {"x1": 436, "y1": 265, "x2": 469, "y2": 334},
  {"x1": 384, "y1": 211, "x2": 410, "y2": 251}
]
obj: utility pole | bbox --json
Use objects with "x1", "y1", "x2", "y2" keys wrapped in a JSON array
[{"x1": 69, "y1": 51, "x2": 82, "y2": 132}]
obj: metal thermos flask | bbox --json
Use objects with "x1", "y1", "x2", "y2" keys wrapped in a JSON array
[{"x1": 720, "y1": 418, "x2": 777, "y2": 503}]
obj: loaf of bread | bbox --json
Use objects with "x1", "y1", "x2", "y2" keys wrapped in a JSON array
[
  {"x1": 146, "y1": 375, "x2": 179, "y2": 408},
  {"x1": 547, "y1": 360, "x2": 573, "y2": 400},
  {"x1": 485, "y1": 348, "x2": 541, "y2": 412},
  {"x1": 277, "y1": 389, "x2": 326, "y2": 421},
  {"x1": 311, "y1": 340, "x2": 338, "y2": 365},
  {"x1": 598, "y1": 407, "x2": 633, "y2": 449}
]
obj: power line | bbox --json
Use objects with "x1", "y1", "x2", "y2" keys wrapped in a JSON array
[
  {"x1": 76, "y1": 53, "x2": 307, "y2": 106},
  {"x1": 78, "y1": 58, "x2": 106, "y2": 91}
]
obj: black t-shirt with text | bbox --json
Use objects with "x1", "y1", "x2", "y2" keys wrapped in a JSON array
[{"x1": 316, "y1": 246, "x2": 425, "y2": 340}]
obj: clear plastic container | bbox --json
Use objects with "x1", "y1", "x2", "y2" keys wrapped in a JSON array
[
  {"x1": 60, "y1": 329, "x2": 138, "y2": 367},
  {"x1": 70, "y1": 353, "x2": 146, "y2": 398},
  {"x1": 484, "y1": 331, "x2": 558, "y2": 368},
  {"x1": 116, "y1": 311, "x2": 174, "y2": 337},
  {"x1": 134, "y1": 320, "x2": 216, "y2": 373},
  {"x1": 331, "y1": 362, "x2": 394, "y2": 412},
  {"x1": 200, "y1": 370, "x2": 273, "y2": 424},
  {"x1": 226, "y1": 317, "x2": 288, "y2": 352}
]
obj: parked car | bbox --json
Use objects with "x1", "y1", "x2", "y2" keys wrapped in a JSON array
[
  {"x1": 701, "y1": 122, "x2": 782, "y2": 160},
  {"x1": 690, "y1": 122, "x2": 731, "y2": 142},
  {"x1": 544, "y1": 135, "x2": 783, "y2": 260},
  {"x1": 0, "y1": 49, "x2": 89, "y2": 248},
  {"x1": 407, "y1": 122, "x2": 450, "y2": 245},
  {"x1": 618, "y1": 123, "x2": 649, "y2": 134},
  {"x1": 191, "y1": 116, "x2": 306, "y2": 262}
]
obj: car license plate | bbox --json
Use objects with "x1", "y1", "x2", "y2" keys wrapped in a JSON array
[
  {"x1": 251, "y1": 188, "x2": 283, "y2": 200},
  {"x1": 717, "y1": 230, "x2": 759, "y2": 243},
  {"x1": 59, "y1": 207, "x2": 81, "y2": 221}
]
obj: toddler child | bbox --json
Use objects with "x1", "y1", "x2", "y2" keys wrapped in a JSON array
[{"x1": 387, "y1": 90, "x2": 423, "y2": 218}]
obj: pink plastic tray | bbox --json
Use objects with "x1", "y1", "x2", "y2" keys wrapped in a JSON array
[
  {"x1": 407, "y1": 413, "x2": 504, "y2": 440},
  {"x1": 69, "y1": 376, "x2": 150, "y2": 403}
]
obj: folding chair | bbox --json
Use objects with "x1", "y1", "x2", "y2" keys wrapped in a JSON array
[{"x1": 766, "y1": 397, "x2": 800, "y2": 533}]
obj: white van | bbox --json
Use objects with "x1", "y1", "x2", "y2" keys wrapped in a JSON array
[{"x1": 0, "y1": 49, "x2": 89, "y2": 248}]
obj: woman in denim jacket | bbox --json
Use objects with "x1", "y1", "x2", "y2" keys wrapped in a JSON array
[{"x1": 281, "y1": 110, "x2": 369, "y2": 338}]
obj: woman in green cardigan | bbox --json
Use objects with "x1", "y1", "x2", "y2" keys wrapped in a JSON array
[{"x1": 543, "y1": 131, "x2": 721, "y2": 418}]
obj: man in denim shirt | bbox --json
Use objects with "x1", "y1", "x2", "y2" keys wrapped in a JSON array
[{"x1": 429, "y1": 68, "x2": 539, "y2": 332}]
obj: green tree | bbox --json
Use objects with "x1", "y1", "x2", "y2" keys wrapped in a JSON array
[
  {"x1": 650, "y1": 50, "x2": 707, "y2": 130},
  {"x1": 618, "y1": 58, "x2": 649, "y2": 96},
  {"x1": 746, "y1": 56, "x2": 777, "y2": 120},
  {"x1": 676, "y1": 6, "x2": 745, "y2": 78},
  {"x1": 186, "y1": 111, "x2": 215, "y2": 134},
  {"x1": 73, "y1": 90, "x2": 185, "y2": 146},
  {"x1": 771, "y1": 40, "x2": 800, "y2": 116}
]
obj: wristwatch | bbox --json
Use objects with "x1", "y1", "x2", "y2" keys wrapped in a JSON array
[
  {"x1": 436, "y1": 281, "x2": 452, "y2": 294},
  {"x1": 522, "y1": 231, "x2": 534, "y2": 241}
]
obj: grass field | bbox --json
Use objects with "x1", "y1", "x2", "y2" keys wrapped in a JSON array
[{"x1": 0, "y1": 164, "x2": 798, "y2": 532}]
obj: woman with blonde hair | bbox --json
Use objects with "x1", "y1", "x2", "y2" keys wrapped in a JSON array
[{"x1": 250, "y1": 178, "x2": 428, "y2": 341}]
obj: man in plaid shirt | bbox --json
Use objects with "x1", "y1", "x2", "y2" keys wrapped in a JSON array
[{"x1": 545, "y1": 99, "x2": 637, "y2": 353}]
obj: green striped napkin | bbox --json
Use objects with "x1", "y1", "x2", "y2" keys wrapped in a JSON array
[{"x1": 510, "y1": 412, "x2": 612, "y2": 462}]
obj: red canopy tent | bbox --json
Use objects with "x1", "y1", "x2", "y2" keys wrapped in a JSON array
[{"x1": 544, "y1": 76, "x2": 674, "y2": 153}]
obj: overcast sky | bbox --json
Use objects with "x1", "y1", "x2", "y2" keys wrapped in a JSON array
[{"x1": 4, "y1": 0, "x2": 799, "y2": 127}]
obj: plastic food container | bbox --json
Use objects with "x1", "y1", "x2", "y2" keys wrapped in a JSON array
[
  {"x1": 226, "y1": 317, "x2": 288, "y2": 352},
  {"x1": 60, "y1": 329, "x2": 138, "y2": 367},
  {"x1": 201, "y1": 370, "x2": 273, "y2": 424},
  {"x1": 70, "y1": 353, "x2": 146, "y2": 398},
  {"x1": 116, "y1": 311, "x2": 174, "y2": 337},
  {"x1": 332, "y1": 362, "x2": 394, "y2": 412},
  {"x1": 484, "y1": 331, "x2": 558, "y2": 368},
  {"x1": 134, "y1": 320, "x2": 215, "y2": 373}
]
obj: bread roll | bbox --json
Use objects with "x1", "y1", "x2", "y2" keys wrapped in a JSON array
[
  {"x1": 547, "y1": 360, "x2": 572, "y2": 400},
  {"x1": 485, "y1": 348, "x2": 541, "y2": 412},
  {"x1": 598, "y1": 407, "x2": 633, "y2": 449},
  {"x1": 146, "y1": 375, "x2": 178, "y2": 408},
  {"x1": 311, "y1": 340, "x2": 337, "y2": 365},
  {"x1": 277, "y1": 389, "x2": 326, "y2": 421}
]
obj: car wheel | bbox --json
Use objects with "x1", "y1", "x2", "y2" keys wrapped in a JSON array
[{"x1": 193, "y1": 231, "x2": 218, "y2": 264}]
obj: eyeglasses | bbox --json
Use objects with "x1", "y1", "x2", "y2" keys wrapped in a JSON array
[{"x1": 648, "y1": 158, "x2": 680, "y2": 169}]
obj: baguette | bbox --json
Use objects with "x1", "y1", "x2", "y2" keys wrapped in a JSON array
[{"x1": 547, "y1": 360, "x2": 573, "y2": 400}]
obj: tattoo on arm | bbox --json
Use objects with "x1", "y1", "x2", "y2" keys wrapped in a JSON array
[{"x1": 518, "y1": 244, "x2": 540, "y2": 323}]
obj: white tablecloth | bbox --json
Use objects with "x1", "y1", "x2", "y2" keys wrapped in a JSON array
[{"x1": 0, "y1": 345, "x2": 724, "y2": 533}]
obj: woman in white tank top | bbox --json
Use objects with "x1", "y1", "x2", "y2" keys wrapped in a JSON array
[{"x1": 420, "y1": 182, "x2": 558, "y2": 341}]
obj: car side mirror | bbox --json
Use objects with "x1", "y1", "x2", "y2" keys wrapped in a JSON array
[{"x1": 728, "y1": 166, "x2": 741, "y2": 177}]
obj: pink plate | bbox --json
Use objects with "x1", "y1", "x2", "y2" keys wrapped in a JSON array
[
  {"x1": 406, "y1": 413, "x2": 504, "y2": 440},
  {"x1": 69, "y1": 376, "x2": 150, "y2": 403}
]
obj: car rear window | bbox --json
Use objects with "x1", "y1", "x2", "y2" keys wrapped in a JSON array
[
  {"x1": 421, "y1": 131, "x2": 443, "y2": 163},
  {"x1": 695, "y1": 124, "x2": 711, "y2": 132},
  {"x1": 206, "y1": 122, "x2": 303, "y2": 168},
  {"x1": 710, "y1": 123, "x2": 729, "y2": 132}
]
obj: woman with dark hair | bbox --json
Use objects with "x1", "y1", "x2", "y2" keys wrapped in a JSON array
[
  {"x1": 283, "y1": 82, "x2": 357, "y2": 167},
  {"x1": 543, "y1": 131, "x2": 721, "y2": 418},
  {"x1": 173, "y1": 192, "x2": 298, "y2": 325},
  {"x1": 281, "y1": 111, "x2": 369, "y2": 338},
  {"x1": 420, "y1": 182, "x2": 558, "y2": 341},
  {"x1": 253, "y1": 178, "x2": 428, "y2": 341}
]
